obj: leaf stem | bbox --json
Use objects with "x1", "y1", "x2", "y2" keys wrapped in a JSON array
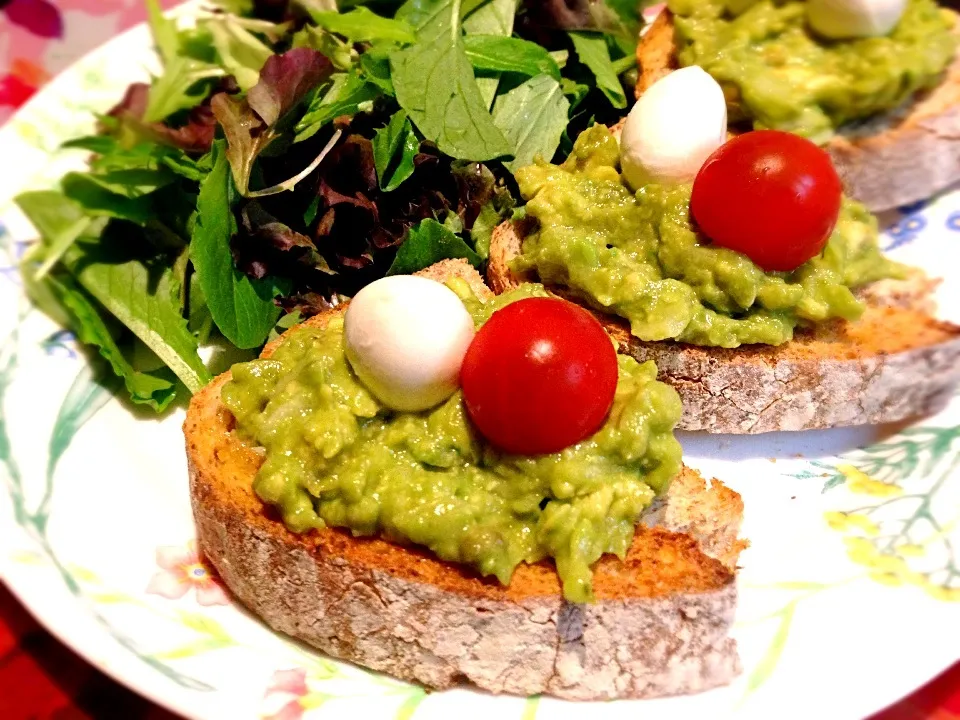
[{"x1": 245, "y1": 129, "x2": 342, "y2": 199}]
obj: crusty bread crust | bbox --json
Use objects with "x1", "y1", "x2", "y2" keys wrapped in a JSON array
[
  {"x1": 489, "y1": 222, "x2": 960, "y2": 433},
  {"x1": 186, "y1": 259, "x2": 745, "y2": 699},
  {"x1": 636, "y1": 8, "x2": 960, "y2": 211}
]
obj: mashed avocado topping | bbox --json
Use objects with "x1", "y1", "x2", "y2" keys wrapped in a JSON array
[
  {"x1": 222, "y1": 282, "x2": 683, "y2": 603},
  {"x1": 513, "y1": 126, "x2": 904, "y2": 347},
  {"x1": 668, "y1": 0, "x2": 957, "y2": 142}
]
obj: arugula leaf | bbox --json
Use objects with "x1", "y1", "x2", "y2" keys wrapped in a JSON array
[
  {"x1": 205, "y1": 16, "x2": 273, "y2": 91},
  {"x1": 390, "y1": 0, "x2": 513, "y2": 162},
  {"x1": 46, "y1": 273, "x2": 179, "y2": 410},
  {"x1": 388, "y1": 218, "x2": 481, "y2": 276},
  {"x1": 464, "y1": 36, "x2": 561, "y2": 80},
  {"x1": 493, "y1": 73, "x2": 569, "y2": 173},
  {"x1": 372, "y1": 110, "x2": 419, "y2": 192},
  {"x1": 294, "y1": 72, "x2": 381, "y2": 143},
  {"x1": 462, "y1": 0, "x2": 516, "y2": 109},
  {"x1": 191, "y1": 141, "x2": 284, "y2": 349},
  {"x1": 309, "y1": 7, "x2": 416, "y2": 44},
  {"x1": 213, "y1": 48, "x2": 332, "y2": 194},
  {"x1": 569, "y1": 31, "x2": 627, "y2": 109}
]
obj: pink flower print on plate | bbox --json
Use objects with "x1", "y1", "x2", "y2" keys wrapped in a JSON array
[
  {"x1": 263, "y1": 668, "x2": 309, "y2": 720},
  {"x1": 4, "y1": 0, "x2": 64, "y2": 38},
  {"x1": 146, "y1": 540, "x2": 230, "y2": 606}
]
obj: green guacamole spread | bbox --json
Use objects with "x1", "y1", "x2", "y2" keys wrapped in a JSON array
[
  {"x1": 513, "y1": 126, "x2": 904, "y2": 347},
  {"x1": 668, "y1": 0, "x2": 958, "y2": 142},
  {"x1": 222, "y1": 282, "x2": 683, "y2": 603}
]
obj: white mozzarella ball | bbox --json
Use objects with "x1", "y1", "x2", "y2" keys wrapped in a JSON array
[
  {"x1": 808, "y1": 0, "x2": 907, "y2": 39},
  {"x1": 344, "y1": 275, "x2": 475, "y2": 412},
  {"x1": 620, "y1": 66, "x2": 728, "y2": 191}
]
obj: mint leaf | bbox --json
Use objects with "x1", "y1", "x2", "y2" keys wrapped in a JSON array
[
  {"x1": 569, "y1": 31, "x2": 627, "y2": 109},
  {"x1": 493, "y1": 74, "x2": 570, "y2": 173},
  {"x1": 372, "y1": 110, "x2": 419, "y2": 192},
  {"x1": 191, "y1": 140, "x2": 283, "y2": 349},
  {"x1": 309, "y1": 7, "x2": 416, "y2": 44},
  {"x1": 388, "y1": 219, "x2": 481, "y2": 276},
  {"x1": 294, "y1": 72, "x2": 381, "y2": 143},
  {"x1": 390, "y1": 0, "x2": 513, "y2": 162},
  {"x1": 464, "y1": 36, "x2": 561, "y2": 80}
]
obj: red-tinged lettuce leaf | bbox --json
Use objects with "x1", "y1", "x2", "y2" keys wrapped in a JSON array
[
  {"x1": 232, "y1": 200, "x2": 335, "y2": 280},
  {"x1": 248, "y1": 47, "x2": 332, "y2": 126},
  {"x1": 106, "y1": 82, "x2": 220, "y2": 154},
  {"x1": 212, "y1": 48, "x2": 332, "y2": 194}
]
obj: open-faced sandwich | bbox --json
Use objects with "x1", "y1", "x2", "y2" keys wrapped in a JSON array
[
  {"x1": 489, "y1": 67, "x2": 960, "y2": 433},
  {"x1": 636, "y1": 0, "x2": 960, "y2": 211},
  {"x1": 185, "y1": 259, "x2": 747, "y2": 700}
]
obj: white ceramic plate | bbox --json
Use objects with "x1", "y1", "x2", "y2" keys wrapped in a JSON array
[{"x1": 1, "y1": 13, "x2": 959, "y2": 720}]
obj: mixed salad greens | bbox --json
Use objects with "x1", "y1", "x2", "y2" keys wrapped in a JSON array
[{"x1": 15, "y1": 0, "x2": 647, "y2": 411}]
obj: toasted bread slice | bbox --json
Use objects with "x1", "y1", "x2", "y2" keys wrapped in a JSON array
[
  {"x1": 489, "y1": 221, "x2": 960, "y2": 433},
  {"x1": 186, "y1": 259, "x2": 746, "y2": 699},
  {"x1": 637, "y1": 8, "x2": 960, "y2": 212}
]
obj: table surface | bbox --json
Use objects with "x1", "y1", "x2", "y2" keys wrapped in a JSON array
[{"x1": 1, "y1": 1, "x2": 959, "y2": 718}]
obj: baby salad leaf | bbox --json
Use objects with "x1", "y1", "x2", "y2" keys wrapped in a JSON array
[
  {"x1": 390, "y1": 0, "x2": 513, "y2": 162},
  {"x1": 61, "y1": 173, "x2": 158, "y2": 225},
  {"x1": 213, "y1": 48, "x2": 332, "y2": 194},
  {"x1": 359, "y1": 45, "x2": 396, "y2": 96},
  {"x1": 462, "y1": 0, "x2": 517, "y2": 109},
  {"x1": 59, "y1": 231, "x2": 211, "y2": 393},
  {"x1": 294, "y1": 72, "x2": 381, "y2": 143},
  {"x1": 372, "y1": 110, "x2": 419, "y2": 191},
  {"x1": 143, "y1": 0, "x2": 224, "y2": 122},
  {"x1": 248, "y1": 47, "x2": 332, "y2": 126},
  {"x1": 492, "y1": 73, "x2": 569, "y2": 172},
  {"x1": 308, "y1": 7, "x2": 417, "y2": 44},
  {"x1": 205, "y1": 15, "x2": 274, "y2": 91},
  {"x1": 388, "y1": 218, "x2": 482, "y2": 276},
  {"x1": 45, "y1": 272, "x2": 178, "y2": 410},
  {"x1": 18, "y1": 189, "x2": 211, "y2": 399},
  {"x1": 191, "y1": 141, "x2": 284, "y2": 349},
  {"x1": 568, "y1": 31, "x2": 626, "y2": 109},
  {"x1": 463, "y1": 36, "x2": 561, "y2": 80}
]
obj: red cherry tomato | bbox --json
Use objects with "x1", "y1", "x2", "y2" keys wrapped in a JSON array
[
  {"x1": 460, "y1": 297, "x2": 618, "y2": 455},
  {"x1": 691, "y1": 130, "x2": 843, "y2": 272}
]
